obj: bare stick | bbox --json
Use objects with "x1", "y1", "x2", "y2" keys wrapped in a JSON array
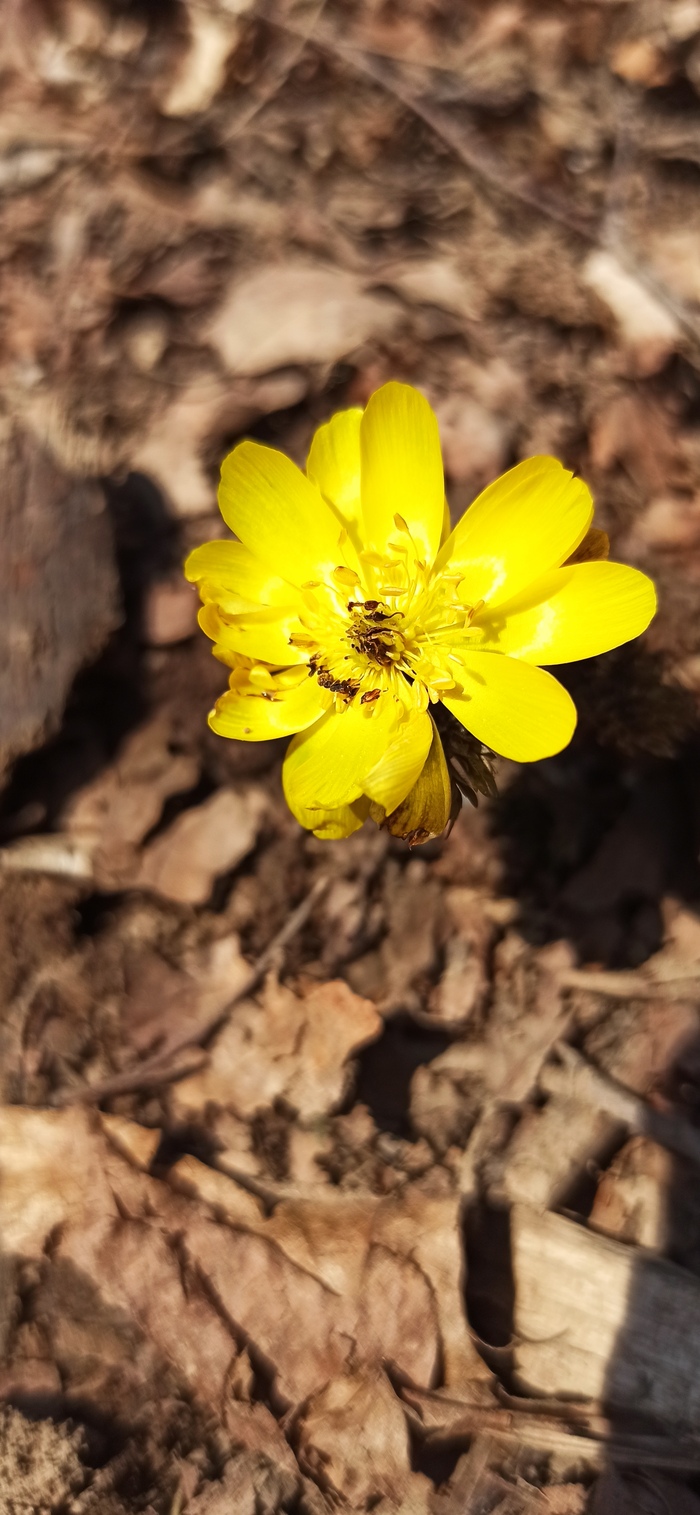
[{"x1": 54, "y1": 874, "x2": 329, "y2": 1106}]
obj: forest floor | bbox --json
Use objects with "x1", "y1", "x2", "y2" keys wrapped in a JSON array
[{"x1": 4, "y1": 1, "x2": 700, "y2": 1511}]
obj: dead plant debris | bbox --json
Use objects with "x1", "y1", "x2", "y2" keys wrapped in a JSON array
[{"x1": 4, "y1": 0, "x2": 700, "y2": 1509}]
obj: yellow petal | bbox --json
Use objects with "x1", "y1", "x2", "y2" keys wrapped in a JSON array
[
  {"x1": 184, "y1": 539, "x2": 291, "y2": 609},
  {"x1": 219, "y1": 440, "x2": 349, "y2": 587},
  {"x1": 282, "y1": 771, "x2": 370, "y2": 839},
  {"x1": 209, "y1": 673, "x2": 325, "y2": 741},
  {"x1": 360, "y1": 382, "x2": 445, "y2": 566},
  {"x1": 475, "y1": 561, "x2": 657, "y2": 665},
  {"x1": 306, "y1": 408, "x2": 363, "y2": 525},
  {"x1": 283, "y1": 694, "x2": 401, "y2": 810},
  {"x1": 373, "y1": 717, "x2": 453, "y2": 843},
  {"x1": 198, "y1": 602, "x2": 306, "y2": 667},
  {"x1": 363, "y1": 708, "x2": 432, "y2": 813},
  {"x1": 440, "y1": 495, "x2": 452, "y2": 548},
  {"x1": 442, "y1": 652, "x2": 576, "y2": 762},
  {"x1": 439, "y1": 457, "x2": 593, "y2": 609}
]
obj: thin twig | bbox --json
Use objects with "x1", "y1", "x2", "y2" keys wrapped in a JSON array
[
  {"x1": 54, "y1": 874, "x2": 329, "y2": 1106},
  {"x1": 541, "y1": 1043, "x2": 700, "y2": 1170},
  {"x1": 264, "y1": 8, "x2": 700, "y2": 352},
  {"x1": 265, "y1": 11, "x2": 596, "y2": 240},
  {"x1": 223, "y1": 0, "x2": 328, "y2": 144}
]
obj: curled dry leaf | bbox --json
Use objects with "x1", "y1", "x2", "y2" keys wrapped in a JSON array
[
  {"x1": 295, "y1": 1369, "x2": 414, "y2": 1505},
  {"x1": 0, "y1": 1106, "x2": 115, "y2": 1256},
  {"x1": 61, "y1": 713, "x2": 200, "y2": 890},
  {"x1": 171, "y1": 974, "x2": 382, "y2": 1124},
  {"x1": 0, "y1": 1103, "x2": 488, "y2": 1473},
  {"x1": 584, "y1": 993, "x2": 698, "y2": 1098},
  {"x1": 411, "y1": 935, "x2": 574, "y2": 1151},
  {"x1": 122, "y1": 933, "x2": 250, "y2": 1058},
  {"x1": 590, "y1": 1136, "x2": 670, "y2": 1251},
  {"x1": 136, "y1": 786, "x2": 268, "y2": 905},
  {"x1": 207, "y1": 261, "x2": 402, "y2": 376},
  {"x1": 494, "y1": 1094, "x2": 620, "y2": 1211},
  {"x1": 130, "y1": 371, "x2": 310, "y2": 518},
  {"x1": 581, "y1": 251, "x2": 682, "y2": 377},
  {"x1": 428, "y1": 887, "x2": 498, "y2": 1027},
  {"x1": 185, "y1": 1450, "x2": 296, "y2": 1515},
  {"x1": 177, "y1": 1161, "x2": 489, "y2": 1406}
]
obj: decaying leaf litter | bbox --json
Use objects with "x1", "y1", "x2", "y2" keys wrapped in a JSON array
[{"x1": 4, "y1": 0, "x2": 700, "y2": 1510}]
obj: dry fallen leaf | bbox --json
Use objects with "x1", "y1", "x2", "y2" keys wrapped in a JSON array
[
  {"x1": 494, "y1": 1094, "x2": 619, "y2": 1211},
  {"x1": 582, "y1": 251, "x2": 682, "y2": 376},
  {"x1": 136, "y1": 786, "x2": 267, "y2": 904},
  {"x1": 411, "y1": 936, "x2": 574, "y2": 1150},
  {"x1": 295, "y1": 1369, "x2": 416, "y2": 1505},
  {"x1": 61, "y1": 713, "x2": 200, "y2": 889},
  {"x1": 171, "y1": 974, "x2": 381, "y2": 1124},
  {"x1": 122, "y1": 933, "x2": 250, "y2": 1058},
  {"x1": 428, "y1": 887, "x2": 497, "y2": 1027},
  {"x1": 0, "y1": 1103, "x2": 488, "y2": 1469},
  {"x1": 207, "y1": 261, "x2": 402, "y2": 376}
]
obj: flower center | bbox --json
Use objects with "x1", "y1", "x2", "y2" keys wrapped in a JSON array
[
  {"x1": 289, "y1": 547, "x2": 485, "y2": 712},
  {"x1": 347, "y1": 601, "x2": 405, "y2": 668}
]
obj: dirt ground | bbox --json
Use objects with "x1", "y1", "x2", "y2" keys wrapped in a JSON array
[{"x1": 5, "y1": 0, "x2": 700, "y2": 1510}]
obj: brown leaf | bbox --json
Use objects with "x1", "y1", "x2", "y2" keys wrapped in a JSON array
[
  {"x1": 494, "y1": 1095, "x2": 619, "y2": 1211},
  {"x1": 122, "y1": 933, "x2": 250, "y2": 1058},
  {"x1": 62, "y1": 713, "x2": 200, "y2": 889},
  {"x1": 57, "y1": 1213, "x2": 238, "y2": 1413},
  {"x1": 356, "y1": 1245, "x2": 439, "y2": 1388},
  {"x1": 182, "y1": 1216, "x2": 355, "y2": 1406},
  {"x1": 207, "y1": 262, "x2": 401, "y2": 377},
  {"x1": 295, "y1": 1370, "x2": 413, "y2": 1505},
  {"x1": 0, "y1": 1106, "x2": 115, "y2": 1255},
  {"x1": 411, "y1": 936, "x2": 574, "y2": 1149},
  {"x1": 171, "y1": 975, "x2": 381, "y2": 1124},
  {"x1": 173, "y1": 1163, "x2": 486, "y2": 1402},
  {"x1": 136, "y1": 786, "x2": 267, "y2": 905},
  {"x1": 428, "y1": 887, "x2": 497, "y2": 1027}
]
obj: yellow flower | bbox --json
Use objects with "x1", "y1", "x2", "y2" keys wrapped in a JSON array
[{"x1": 185, "y1": 382, "x2": 656, "y2": 843}]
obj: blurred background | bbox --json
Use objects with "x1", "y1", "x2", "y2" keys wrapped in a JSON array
[{"x1": 4, "y1": 1, "x2": 700, "y2": 1511}]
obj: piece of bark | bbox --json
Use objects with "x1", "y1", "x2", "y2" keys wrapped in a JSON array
[
  {"x1": 591, "y1": 1469, "x2": 700, "y2": 1515},
  {"x1": 0, "y1": 425, "x2": 119, "y2": 783},
  {"x1": 512, "y1": 1205, "x2": 700, "y2": 1430}
]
